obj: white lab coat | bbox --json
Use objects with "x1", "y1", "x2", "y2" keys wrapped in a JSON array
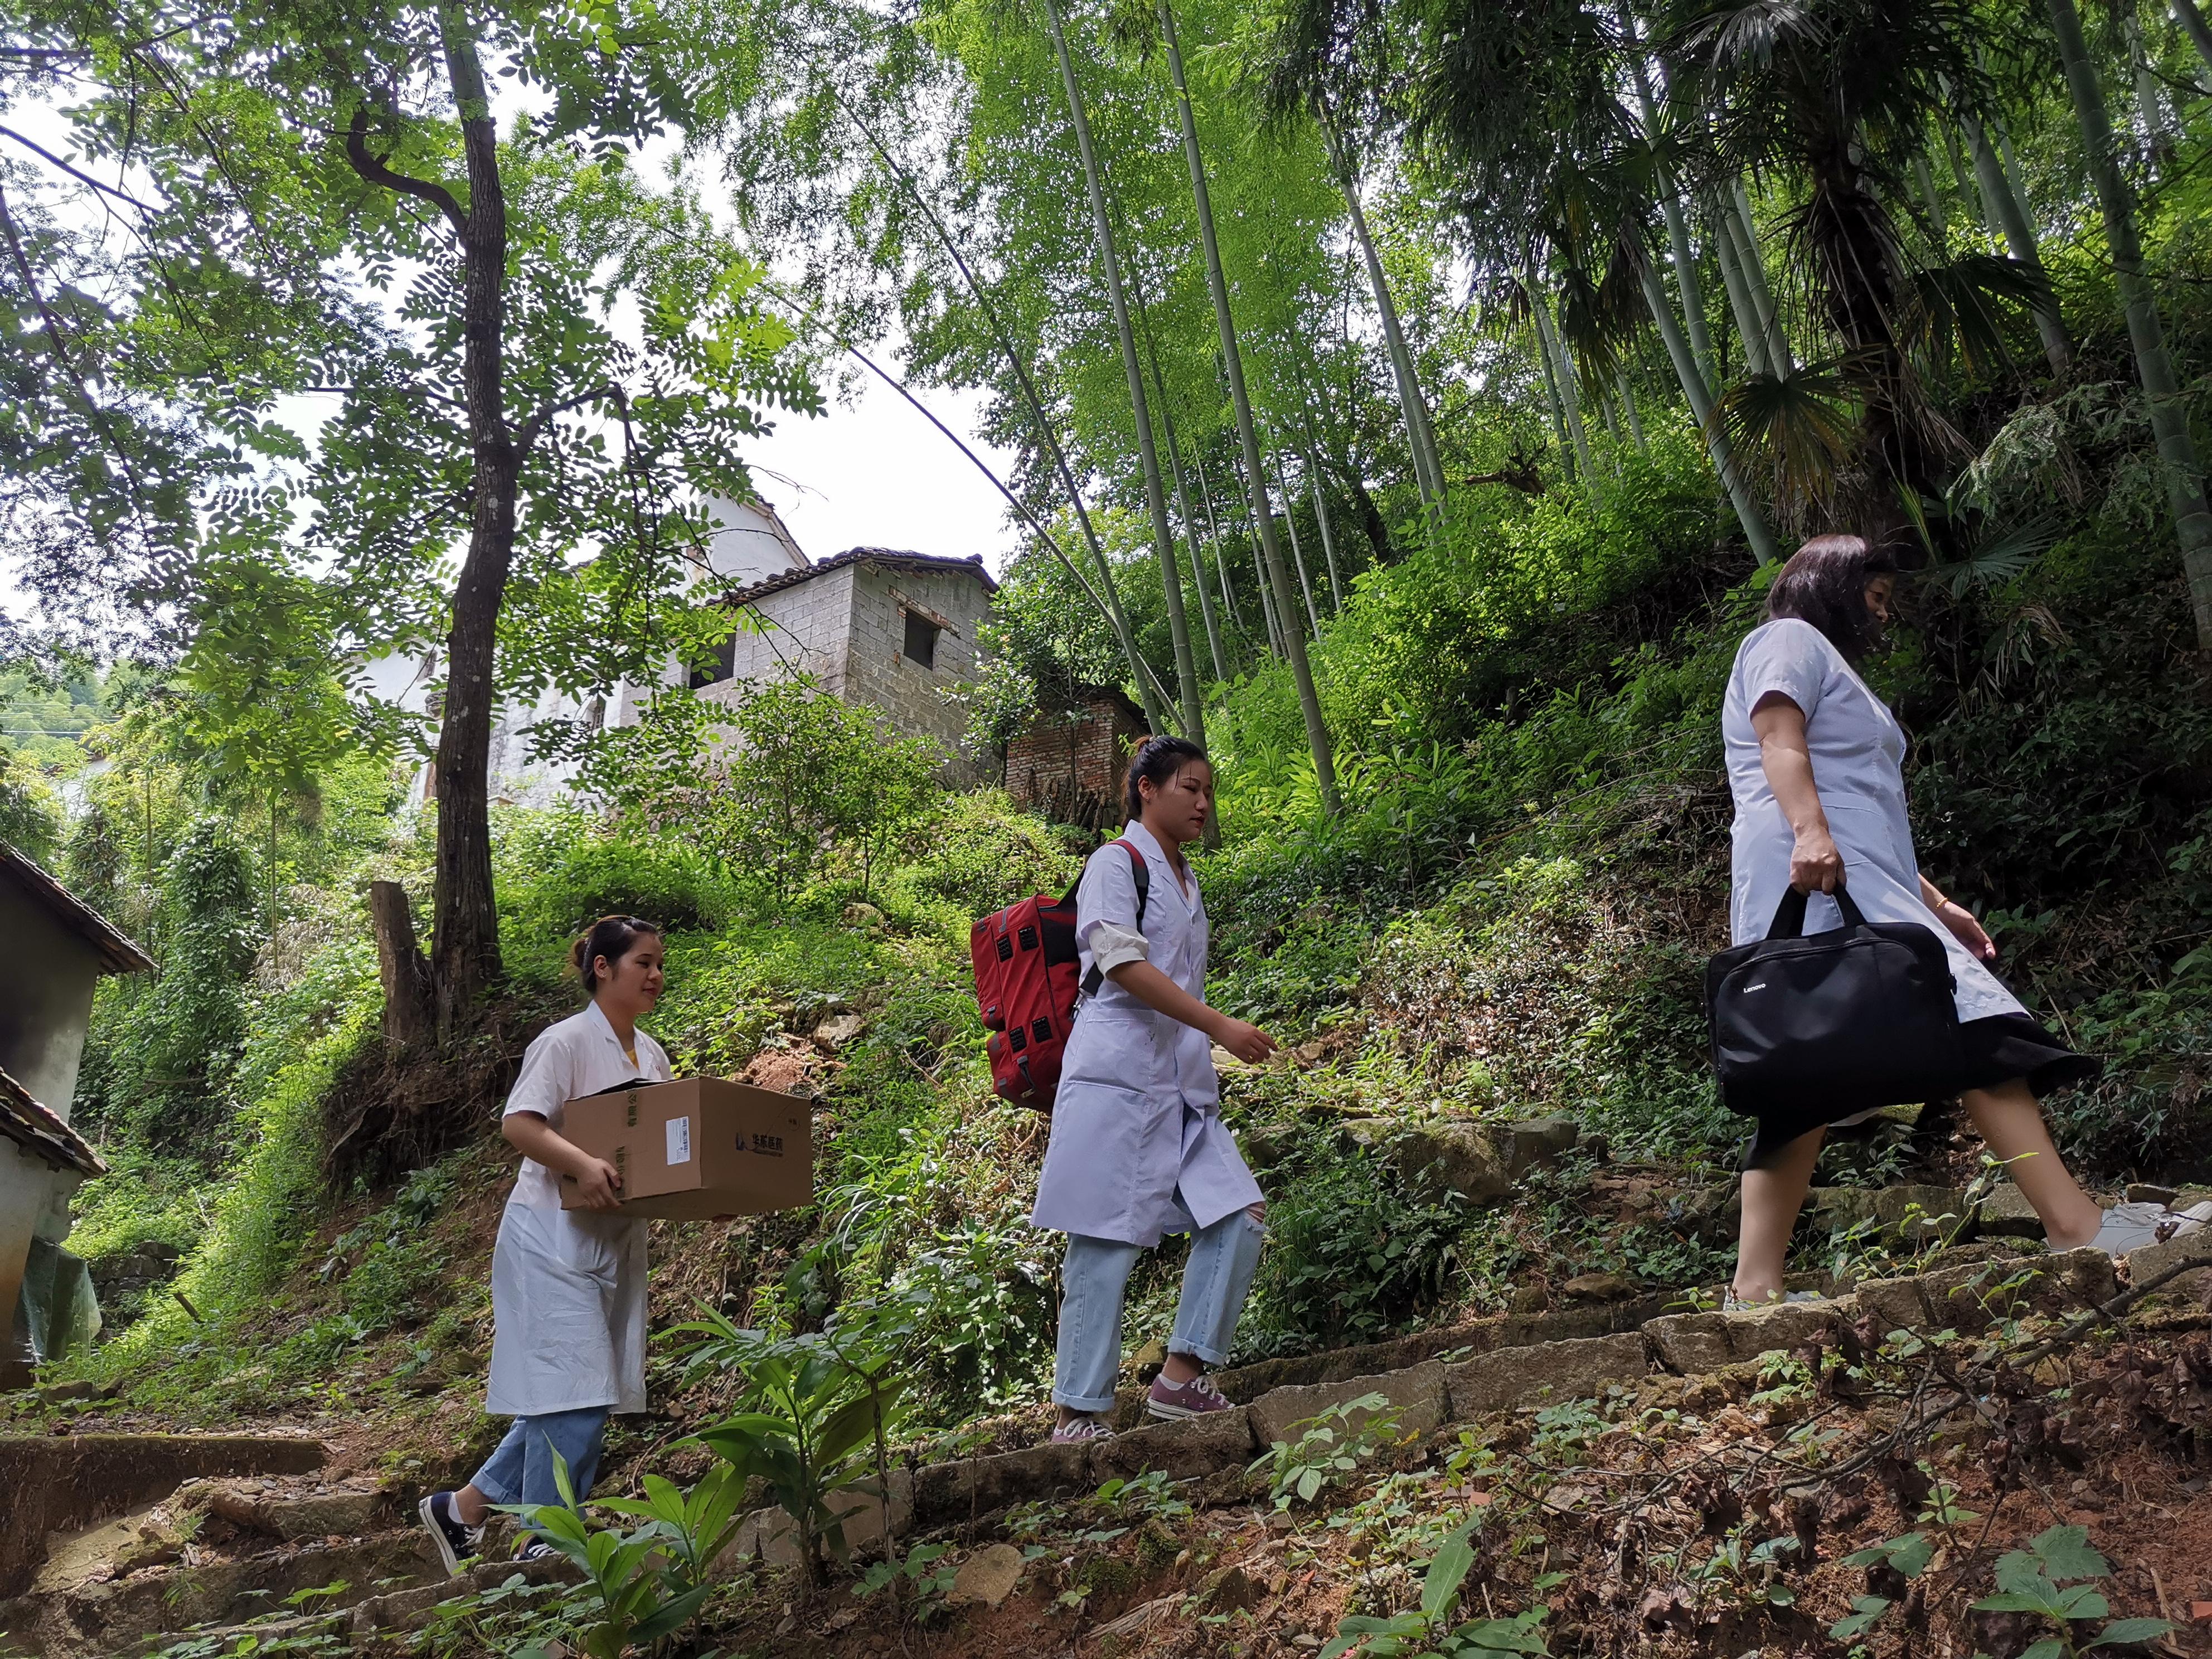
[
  {"x1": 1030, "y1": 821, "x2": 1263, "y2": 1248},
  {"x1": 484, "y1": 1001, "x2": 670, "y2": 1417},
  {"x1": 1723, "y1": 618, "x2": 2025, "y2": 1024}
]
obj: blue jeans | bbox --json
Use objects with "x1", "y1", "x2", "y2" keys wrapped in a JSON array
[
  {"x1": 1052, "y1": 1205, "x2": 1266, "y2": 1413},
  {"x1": 470, "y1": 1406, "x2": 611, "y2": 1522}
]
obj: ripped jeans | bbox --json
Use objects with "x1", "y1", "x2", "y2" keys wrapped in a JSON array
[{"x1": 1051, "y1": 1201, "x2": 1267, "y2": 1414}]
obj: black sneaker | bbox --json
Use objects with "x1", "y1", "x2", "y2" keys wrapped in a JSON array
[
  {"x1": 515, "y1": 1539, "x2": 558, "y2": 1564},
  {"x1": 418, "y1": 1491, "x2": 483, "y2": 1578}
]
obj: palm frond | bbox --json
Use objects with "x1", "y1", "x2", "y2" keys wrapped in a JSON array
[
  {"x1": 1920, "y1": 517, "x2": 2058, "y2": 596},
  {"x1": 1713, "y1": 362, "x2": 1861, "y2": 518},
  {"x1": 1902, "y1": 253, "x2": 2054, "y2": 381}
]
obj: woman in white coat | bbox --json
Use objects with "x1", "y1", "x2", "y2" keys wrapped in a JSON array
[
  {"x1": 1724, "y1": 536, "x2": 2204, "y2": 1306},
  {"x1": 418, "y1": 915, "x2": 671, "y2": 1572},
  {"x1": 1032, "y1": 737, "x2": 1279, "y2": 1442}
]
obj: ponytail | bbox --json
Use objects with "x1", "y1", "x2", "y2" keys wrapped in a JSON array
[{"x1": 571, "y1": 915, "x2": 661, "y2": 993}]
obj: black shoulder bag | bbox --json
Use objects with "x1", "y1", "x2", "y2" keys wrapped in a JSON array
[{"x1": 1705, "y1": 886, "x2": 1962, "y2": 1118}]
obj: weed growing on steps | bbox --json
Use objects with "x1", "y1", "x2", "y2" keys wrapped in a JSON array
[
  {"x1": 1250, "y1": 1393, "x2": 1405, "y2": 1508},
  {"x1": 499, "y1": 1451, "x2": 721, "y2": 1659}
]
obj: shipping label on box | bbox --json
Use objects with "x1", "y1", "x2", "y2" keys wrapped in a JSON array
[{"x1": 559, "y1": 1078, "x2": 812, "y2": 1220}]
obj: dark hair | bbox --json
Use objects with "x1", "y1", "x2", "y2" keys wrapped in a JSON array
[
  {"x1": 1124, "y1": 735, "x2": 1210, "y2": 822},
  {"x1": 1764, "y1": 533, "x2": 1899, "y2": 661},
  {"x1": 570, "y1": 915, "x2": 661, "y2": 993}
]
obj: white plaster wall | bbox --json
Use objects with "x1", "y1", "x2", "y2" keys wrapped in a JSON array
[{"x1": 0, "y1": 896, "x2": 101, "y2": 1120}]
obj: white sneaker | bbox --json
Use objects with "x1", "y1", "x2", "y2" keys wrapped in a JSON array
[
  {"x1": 2086, "y1": 1201, "x2": 2206, "y2": 1258},
  {"x1": 1721, "y1": 1288, "x2": 1825, "y2": 1311}
]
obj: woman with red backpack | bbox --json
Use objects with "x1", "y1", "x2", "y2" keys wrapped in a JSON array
[{"x1": 1031, "y1": 736, "x2": 1279, "y2": 1443}]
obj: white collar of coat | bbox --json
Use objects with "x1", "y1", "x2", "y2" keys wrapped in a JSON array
[
  {"x1": 584, "y1": 997, "x2": 642, "y2": 1055},
  {"x1": 1117, "y1": 821, "x2": 1196, "y2": 910}
]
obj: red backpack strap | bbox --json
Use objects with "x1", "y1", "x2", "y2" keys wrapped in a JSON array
[
  {"x1": 1080, "y1": 839, "x2": 1153, "y2": 996},
  {"x1": 1110, "y1": 838, "x2": 1151, "y2": 930}
]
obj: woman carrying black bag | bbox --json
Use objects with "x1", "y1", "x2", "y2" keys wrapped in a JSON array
[{"x1": 1721, "y1": 535, "x2": 2205, "y2": 1307}]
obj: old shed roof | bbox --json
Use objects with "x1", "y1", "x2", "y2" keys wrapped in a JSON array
[
  {"x1": 0, "y1": 1066, "x2": 105, "y2": 1178},
  {"x1": 0, "y1": 844, "x2": 156, "y2": 975},
  {"x1": 715, "y1": 549, "x2": 997, "y2": 610}
]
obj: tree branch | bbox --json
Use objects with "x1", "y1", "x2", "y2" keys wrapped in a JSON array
[
  {"x1": 0, "y1": 125, "x2": 164, "y2": 215},
  {"x1": 514, "y1": 381, "x2": 624, "y2": 457},
  {"x1": 343, "y1": 106, "x2": 465, "y2": 236}
]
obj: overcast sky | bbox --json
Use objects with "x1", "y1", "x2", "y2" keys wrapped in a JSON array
[{"x1": 740, "y1": 373, "x2": 1020, "y2": 571}]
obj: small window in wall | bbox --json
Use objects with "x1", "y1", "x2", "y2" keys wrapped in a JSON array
[
  {"x1": 689, "y1": 624, "x2": 739, "y2": 689},
  {"x1": 902, "y1": 609, "x2": 940, "y2": 671}
]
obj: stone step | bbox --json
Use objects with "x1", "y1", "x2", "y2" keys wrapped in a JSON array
[
  {"x1": 2, "y1": 1532, "x2": 442, "y2": 1658},
  {"x1": 0, "y1": 1433, "x2": 329, "y2": 1603},
  {"x1": 861, "y1": 1244, "x2": 2164, "y2": 1545}
]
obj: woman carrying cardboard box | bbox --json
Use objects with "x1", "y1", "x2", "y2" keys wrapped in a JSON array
[{"x1": 418, "y1": 915, "x2": 668, "y2": 1573}]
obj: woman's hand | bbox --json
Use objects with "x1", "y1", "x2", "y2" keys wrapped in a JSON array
[
  {"x1": 1789, "y1": 825, "x2": 1846, "y2": 894},
  {"x1": 1211, "y1": 1017, "x2": 1279, "y2": 1065},
  {"x1": 1929, "y1": 896, "x2": 1998, "y2": 963},
  {"x1": 570, "y1": 1157, "x2": 624, "y2": 1211}
]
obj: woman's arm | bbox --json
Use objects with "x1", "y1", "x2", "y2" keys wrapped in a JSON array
[
  {"x1": 1749, "y1": 693, "x2": 1845, "y2": 893},
  {"x1": 1918, "y1": 874, "x2": 1998, "y2": 963},
  {"x1": 1104, "y1": 961, "x2": 1278, "y2": 1063},
  {"x1": 503, "y1": 1112, "x2": 623, "y2": 1210}
]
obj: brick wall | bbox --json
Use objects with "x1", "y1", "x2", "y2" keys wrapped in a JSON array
[{"x1": 1006, "y1": 690, "x2": 1149, "y2": 830}]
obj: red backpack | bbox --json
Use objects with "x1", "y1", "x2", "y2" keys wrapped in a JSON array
[{"x1": 971, "y1": 840, "x2": 1150, "y2": 1110}]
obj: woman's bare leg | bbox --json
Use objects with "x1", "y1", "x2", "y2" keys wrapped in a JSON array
[
  {"x1": 1961, "y1": 1079, "x2": 2103, "y2": 1249},
  {"x1": 1733, "y1": 1127, "x2": 1826, "y2": 1304}
]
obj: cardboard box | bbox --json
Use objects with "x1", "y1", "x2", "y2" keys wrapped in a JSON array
[{"x1": 558, "y1": 1078, "x2": 812, "y2": 1220}]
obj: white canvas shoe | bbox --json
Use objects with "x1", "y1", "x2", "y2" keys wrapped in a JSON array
[{"x1": 2087, "y1": 1201, "x2": 2206, "y2": 1258}]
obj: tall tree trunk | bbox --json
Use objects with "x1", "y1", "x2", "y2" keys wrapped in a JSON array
[
  {"x1": 841, "y1": 96, "x2": 1168, "y2": 732},
  {"x1": 2123, "y1": 2, "x2": 2176, "y2": 162},
  {"x1": 1164, "y1": 417, "x2": 1228, "y2": 682},
  {"x1": 2048, "y1": 0, "x2": 2212, "y2": 647},
  {"x1": 1711, "y1": 207, "x2": 1770, "y2": 377},
  {"x1": 1322, "y1": 115, "x2": 1447, "y2": 530},
  {"x1": 428, "y1": 12, "x2": 511, "y2": 1034},
  {"x1": 1617, "y1": 370, "x2": 1647, "y2": 449},
  {"x1": 1193, "y1": 455, "x2": 1241, "y2": 630},
  {"x1": 1618, "y1": 0, "x2": 1718, "y2": 389},
  {"x1": 1276, "y1": 461, "x2": 1325, "y2": 634},
  {"x1": 369, "y1": 880, "x2": 432, "y2": 1048},
  {"x1": 1529, "y1": 279, "x2": 1595, "y2": 488},
  {"x1": 1913, "y1": 151, "x2": 1948, "y2": 246},
  {"x1": 1159, "y1": 0, "x2": 1339, "y2": 810},
  {"x1": 1962, "y1": 113, "x2": 2072, "y2": 371},
  {"x1": 1041, "y1": 0, "x2": 1205, "y2": 747},
  {"x1": 2173, "y1": 0, "x2": 2212, "y2": 76},
  {"x1": 1729, "y1": 180, "x2": 1793, "y2": 372},
  {"x1": 1308, "y1": 460, "x2": 1346, "y2": 612},
  {"x1": 1639, "y1": 261, "x2": 1782, "y2": 564}
]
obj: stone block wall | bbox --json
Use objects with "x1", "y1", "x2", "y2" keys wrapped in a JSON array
[
  {"x1": 835, "y1": 562, "x2": 995, "y2": 785},
  {"x1": 1006, "y1": 689, "x2": 1148, "y2": 829},
  {"x1": 699, "y1": 557, "x2": 995, "y2": 786},
  {"x1": 712, "y1": 562, "x2": 858, "y2": 697}
]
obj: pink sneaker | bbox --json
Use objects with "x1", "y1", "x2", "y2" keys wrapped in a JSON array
[
  {"x1": 1051, "y1": 1414, "x2": 1115, "y2": 1444},
  {"x1": 1146, "y1": 1370, "x2": 1231, "y2": 1421}
]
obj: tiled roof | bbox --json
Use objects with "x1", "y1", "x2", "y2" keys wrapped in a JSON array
[
  {"x1": 714, "y1": 549, "x2": 997, "y2": 609},
  {"x1": 0, "y1": 1066, "x2": 105, "y2": 1177},
  {"x1": 0, "y1": 844, "x2": 154, "y2": 974}
]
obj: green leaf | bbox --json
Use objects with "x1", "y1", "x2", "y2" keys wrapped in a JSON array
[
  {"x1": 2027, "y1": 1525, "x2": 2111, "y2": 1583},
  {"x1": 2084, "y1": 1618, "x2": 2179, "y2": 1648},
  {"x1": 1973, "y1": 1590, "x2": 2063, "y2": 1616},
  {"x1": 630, "y1": 1583, "x2": 713, "y2": 1643},
  {"x1": 1829, "y1": 1595, "x2": 1891, "y2": 1640},
  {"x1": 1420, "y1": 1520, "x2": 1479, "y2": 1621}
]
